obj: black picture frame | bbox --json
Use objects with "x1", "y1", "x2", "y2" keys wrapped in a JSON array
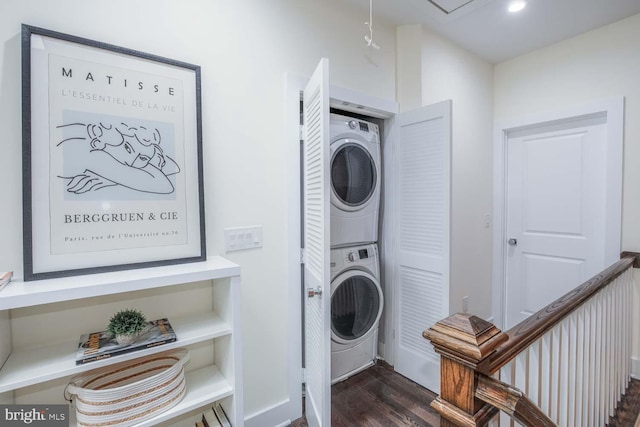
[{"x1": 22, "y1": 24, "x2": 206, "y2": 281}]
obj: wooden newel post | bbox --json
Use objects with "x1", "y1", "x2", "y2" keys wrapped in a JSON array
[{"x1": 423, "y1": 313, "x2": 508, "y2": 427}]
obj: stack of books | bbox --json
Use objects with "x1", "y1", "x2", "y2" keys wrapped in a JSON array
[
  {"x1": 195, "y1": 402, "x2": 231, "y2": 427},
  {"x1": 75, "y1": 318, "x2": 177, "y2": 364}
]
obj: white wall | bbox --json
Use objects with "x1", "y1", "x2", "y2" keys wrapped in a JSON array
[
  {"x1": 494, "y1": 13, "x2": 640, "y2": 372},
  {"x1": 396, "y1": 25, "x2": 423, "y2": 112},
  {"x1": 420, "y1": 27, "x2": 494, "y2": 319},
  {"x1": 396, "y1": 26, "x2": 494, "y2": 319},
  {"x1": 0, "y1": 0, "x2": 397, "y2": 422}
]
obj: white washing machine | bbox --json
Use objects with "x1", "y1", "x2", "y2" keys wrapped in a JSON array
[
  {"x1": 330, "y1": 243, "x2": 383, "y2": 383},
  {"x1": 330, "y1": 113, "x2": 381, "y2": 248}
]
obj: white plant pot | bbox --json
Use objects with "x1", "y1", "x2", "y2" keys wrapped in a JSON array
[{"x1": 115, "y1": 333, "x2": 139, "y2": 346}]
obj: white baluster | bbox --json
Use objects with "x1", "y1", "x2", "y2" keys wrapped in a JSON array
[
  {"x1": 623, "y1": 271, "x2": 631, "y2": 391},
  {"x1": 515, "y1": 350, "x2": 528, "y2": 395},
  {"x1": 550, "y1": 324, "x2": 561, "y2": 423},
  {"x1": 567, "y1": 311, "x2": 577, "y2": 426},
  {"x1": 558, "y1": 319, "x2": 569, "y2": 426},
  {"x1": 606, "y1": 284, "x2": 614, "y2": 419},
  {"x1": 573, "y1": 305, "x2": 586, "y2": 427},
  {"x1": 514, "y1": 350, "x2": 528, "y2": 427},
  {"x1": 527, "y1": 339, "x2": 541, "y2": 407},
  {"x1": 626, "y1": 270, "x2": 632, "y2": 384},
  {"x1": 594, "y1": 291, "x2": 603, "y2": 425},
  {"x1": 615, "y1": 275, "x2": 623, "y2": 401},
  {"x1": 500, "y1": 362, "x2": 515, "y2": 427},
  {"x1": 540, "y1": 331, "x2": 552, "y2": 417},
  {"x1": 583, "y1": 299, "x2": 593, "y2": 427},
  {"x1": 488, "y1": 413, "x2": 500, "y2": 427}
]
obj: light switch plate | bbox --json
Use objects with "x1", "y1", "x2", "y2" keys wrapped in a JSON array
[{"x1": 224, "y1": 226, "x2": 263, "y2": 252}]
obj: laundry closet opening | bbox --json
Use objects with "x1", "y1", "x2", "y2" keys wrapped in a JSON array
[
  {"x1": 286, "y1": 66, "x2": 451, "y2": 424},
  {"x1": 290, "y1": 76, "x2": 400, "y2": 416}
]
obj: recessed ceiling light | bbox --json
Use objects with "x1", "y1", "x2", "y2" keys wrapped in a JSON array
[{"x1": 508, "y1": 0, "x2": 526, "y2": 13}]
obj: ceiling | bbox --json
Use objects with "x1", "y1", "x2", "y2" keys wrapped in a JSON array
[{"x1": 352, "y1": 0, "x2": 640, "y2": 63}]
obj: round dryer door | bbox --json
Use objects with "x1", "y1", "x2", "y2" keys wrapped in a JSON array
[
  {"x1": 331, "y1": 270, "x2": 383, "y2": 345},
  {"x1": 331, "y1": 142, "x2": 377, "y2": 211}
]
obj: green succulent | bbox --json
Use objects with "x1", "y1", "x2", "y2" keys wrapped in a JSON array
[{"x1": 108, "y1": 309, "x2": 147, "y2": 336}]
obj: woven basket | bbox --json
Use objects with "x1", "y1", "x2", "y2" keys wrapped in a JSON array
[{"x1": 65, "y1": 348, "x2": 190, "y2": 427}]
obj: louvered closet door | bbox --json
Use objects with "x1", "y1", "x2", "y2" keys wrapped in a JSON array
[
  {"x1": 394, "y1": 100, "x2": 451, "y2": 394},
  {"x1": 303, "y1": 58, "x2": 331, "y2": 427}
]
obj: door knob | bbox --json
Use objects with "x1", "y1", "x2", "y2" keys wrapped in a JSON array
[
  {"x1": 307, "y1": 287, "x2": 323, "y2": 298},
  {"x1": 508, "y1": 238, "x2": 518, "y2": 246}
]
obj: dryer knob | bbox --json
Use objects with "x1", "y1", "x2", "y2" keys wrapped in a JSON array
[
  {"x1": 348, "y1": 252, "x2": 357, "y2": 262},
  {"x1": 348, "y1": 120, "x2": 357, "y2": 130}
]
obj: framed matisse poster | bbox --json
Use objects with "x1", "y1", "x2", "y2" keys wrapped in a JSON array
[{"x1": 22, "y1": 24, "x2": 206, "y2": 281}]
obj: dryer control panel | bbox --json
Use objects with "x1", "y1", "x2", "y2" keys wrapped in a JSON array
[
  {"x1": 331, "y1": 113, "x2": 380, "y2": 144},
  {"x1": 347, "y1": 119, "x2": 378, "y2": 135},
  {"x1": 330, "y1": 243, "x2": 379, "y2": 279},
  {"x1": 347, "y1": 248, "x2": 371, "y2": 262}
]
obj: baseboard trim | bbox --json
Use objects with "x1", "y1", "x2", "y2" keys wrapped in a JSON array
[
  {"x1": 244, "y1": 398, "x2": 293, "y2": 427},
  {"x1": 632, "y1": 357, "x2": 640, "y2": 380}
]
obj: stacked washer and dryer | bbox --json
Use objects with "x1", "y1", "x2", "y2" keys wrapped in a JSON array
[{"x1": 329, "y1": 113, "x2": 384, "y2": 384}]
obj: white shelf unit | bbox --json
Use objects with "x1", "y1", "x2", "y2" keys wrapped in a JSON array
[{"x1": 0, "y1": 257, "x2": 244, "y2": 427}]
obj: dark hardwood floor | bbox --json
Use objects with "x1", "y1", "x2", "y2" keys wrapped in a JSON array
[
  {"x1": 290, "y1": 363, "x2": 640, "y2": 427},
  {"x1": 291, "y1": 361, "x2": 441, "y2": 427},
  {"x1": 609, "y1": 378, "x2": 640, "y2": 427}
]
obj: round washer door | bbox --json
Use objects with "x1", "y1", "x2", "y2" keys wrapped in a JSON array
[
  {"x1": 330, "y1": 270, "x2": 383, "y2": 345},
  {"x1": 330, "y1": 140, "x2": 378, "y2": 212}
]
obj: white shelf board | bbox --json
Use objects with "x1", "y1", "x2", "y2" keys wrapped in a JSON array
[
  {"x1": 69, "y1": 365, "x2": 233, "y2": 427},
  {"x1": 0, "y1": 257, "x2": 240, "y2": 310},
  {"x1": 0, "y1": 312, "x2": 231, "y2": 393}
]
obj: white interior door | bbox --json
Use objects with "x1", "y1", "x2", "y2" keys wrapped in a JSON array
[
  {"x1": 303, "y1": 58, "x2": 331, "y2": 427},
  {"x1": 505, "y1": 115, "x2": 609, "y2": 328},
  {"x1": 394, "y1": 100, "x2": 451, "y2": 394}
]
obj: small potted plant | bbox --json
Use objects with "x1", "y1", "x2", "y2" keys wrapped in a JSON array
[{"x1": 108, "y1": 309, "x2": 147, "y2": 346}]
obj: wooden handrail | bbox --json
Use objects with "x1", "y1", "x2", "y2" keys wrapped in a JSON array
[
  {"x1": 487, "y1": 256, "x2": 634, "y2": 374},
  {"x1": 424, "y1": 252, "x2": 639, "y2": 426},
  {"x1": 475, "y1": 374, "x2": 557, "y2": 427}
]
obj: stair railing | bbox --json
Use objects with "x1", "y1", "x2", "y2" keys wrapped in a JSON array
[{"x1": 424, "y1": 253, "x2": 638, "y2": 427}]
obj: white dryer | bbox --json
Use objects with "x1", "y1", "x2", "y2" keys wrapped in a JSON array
[
  {"x1": 330, "y1": 113, "x2": 381, "y2": 248},
  {"x1": 330, "y1": 243, "x2": 383, "y2": 383}
]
